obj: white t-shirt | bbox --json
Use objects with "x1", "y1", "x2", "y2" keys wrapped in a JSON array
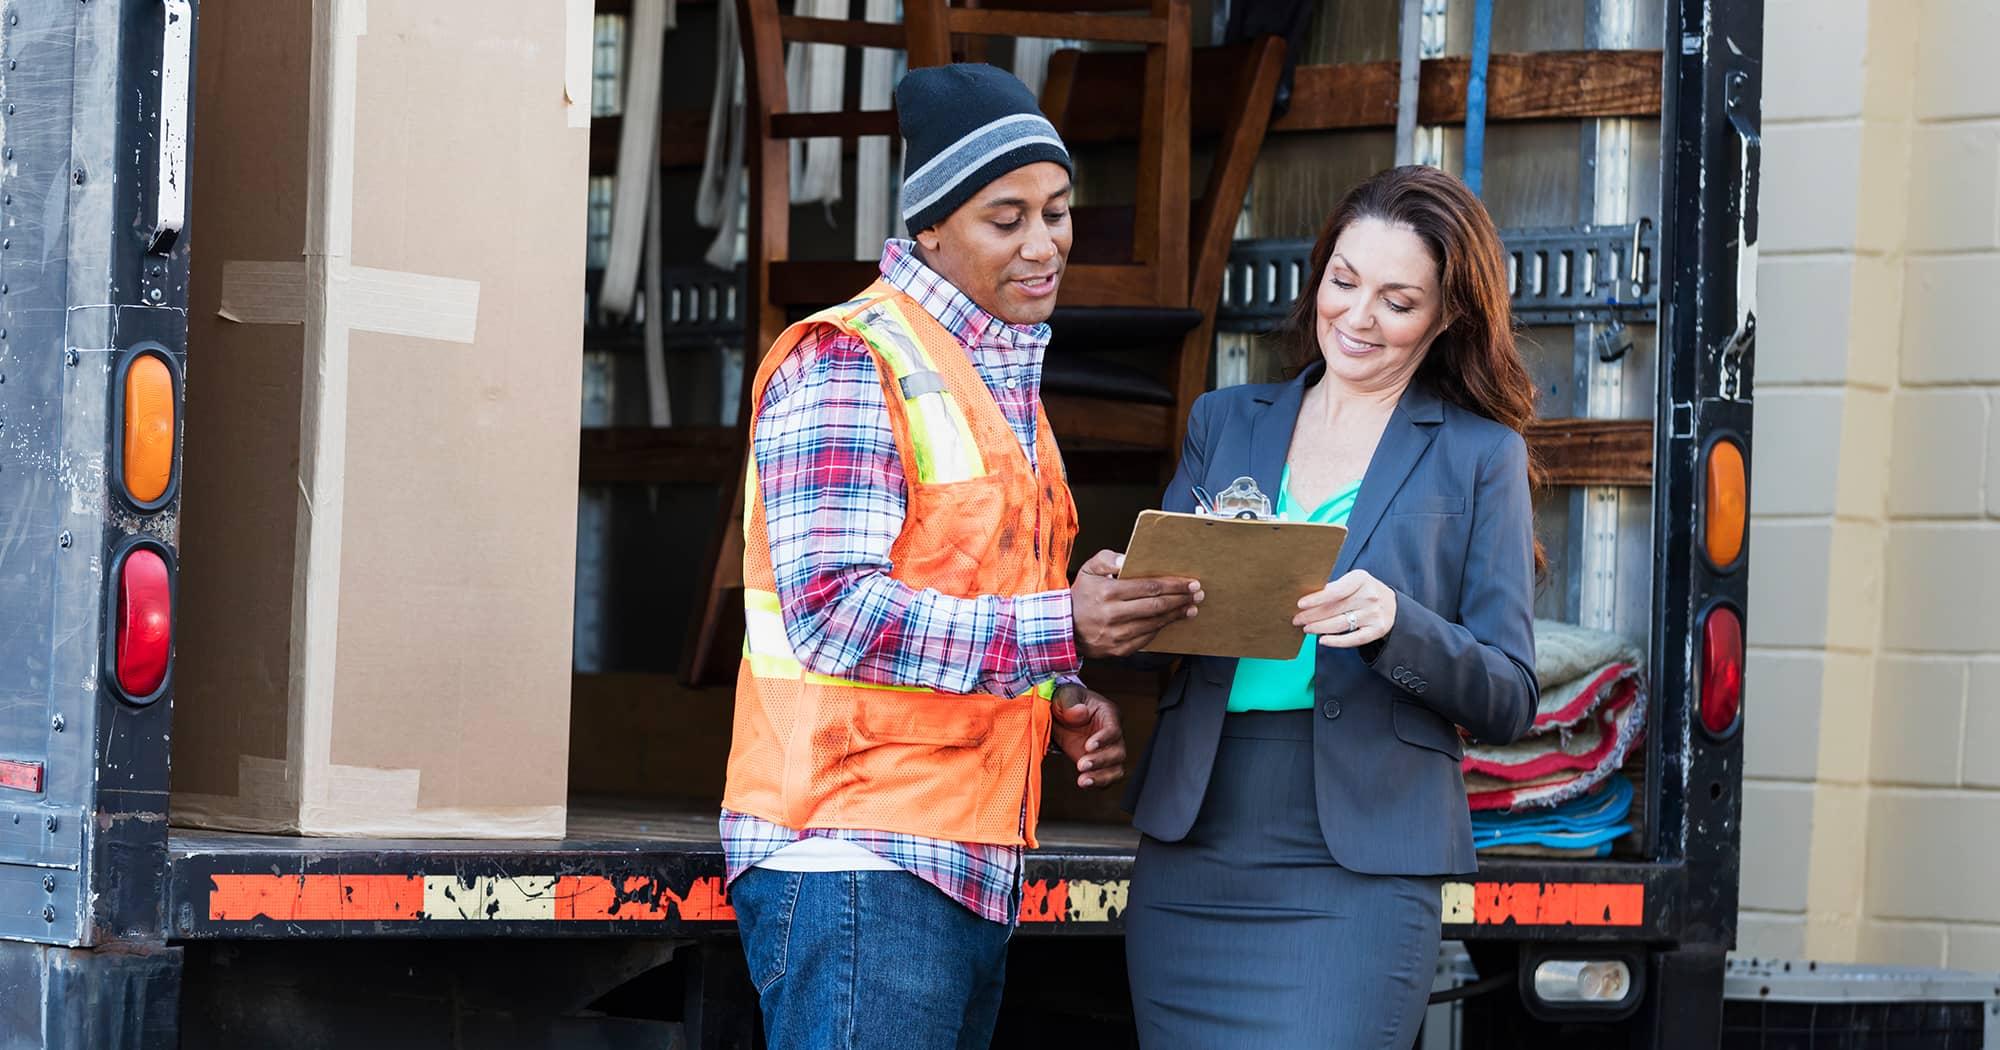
[{"x1": 753, "y1": 836, "x2": 901, "y2": 872}]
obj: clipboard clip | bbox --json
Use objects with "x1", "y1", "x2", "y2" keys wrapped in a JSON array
[{"x1": 1197, "y1": 475, "x2": 1273, "y2": 520}]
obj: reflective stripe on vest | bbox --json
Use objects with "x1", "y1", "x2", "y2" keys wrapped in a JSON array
[
  {"x1": 743, "y1": 587, "x2": 1057, "y2": 700},
  {"x1": 846, "y1": 300, "x2": 985, "y2": 485}
]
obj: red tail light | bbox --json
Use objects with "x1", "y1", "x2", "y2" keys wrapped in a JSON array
[
  {"x1": 1699, "y1": 604, "x2": 1743, "y2": 738},
  {"x1": 116, "y1": 548, "x2": 172, "y2": 698}
]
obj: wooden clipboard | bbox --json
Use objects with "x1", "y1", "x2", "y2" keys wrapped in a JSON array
[{"x1": 1119, "y1": 509, "x2": 1346, "y2": 660}]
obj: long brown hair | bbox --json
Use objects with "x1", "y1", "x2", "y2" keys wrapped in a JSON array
[{"x1": 1283, "y1": 165, "x2": 1547, "y2": 570}]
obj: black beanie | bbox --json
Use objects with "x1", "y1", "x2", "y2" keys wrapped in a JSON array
[{"x1": 896, "y1": 64, "x2": 1073, "y2": 234}]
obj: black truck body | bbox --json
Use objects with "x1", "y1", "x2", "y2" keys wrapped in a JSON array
[{"x1": 0, "y1": 0, "x2": 1760, "y2": 1045}]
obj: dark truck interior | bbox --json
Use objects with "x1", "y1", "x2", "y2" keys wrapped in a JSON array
[{"x1": 546, "y1": 0, "x2": 1671, "y2": 868}]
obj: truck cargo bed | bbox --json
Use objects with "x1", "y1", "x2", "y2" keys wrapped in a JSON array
[{"x1": 166, "y1": 797, "x2": 1687, "y2": 944}]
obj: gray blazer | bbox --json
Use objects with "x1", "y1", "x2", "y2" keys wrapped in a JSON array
[{"x1": 1124, "y1": 363, "x2": 1540, "y2": 876}]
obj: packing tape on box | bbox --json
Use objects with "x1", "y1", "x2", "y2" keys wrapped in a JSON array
[
  {"x1": 219, "y1": 260, "x2": 481, "y2": 344},
  {"x1": 566, "y1": 0, "x2": 594, "y2": 128}
]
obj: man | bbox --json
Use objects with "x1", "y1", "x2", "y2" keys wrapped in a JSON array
[{"x1": 721, "y1": 63, "x2": 1202, "y2": 1049}]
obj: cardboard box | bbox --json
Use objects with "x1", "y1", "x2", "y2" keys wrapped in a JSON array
[{"x1": 170, "y1": 0, "x2": 590, "y2": 837}]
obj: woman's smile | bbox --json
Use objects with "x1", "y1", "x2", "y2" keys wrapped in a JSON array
[{"x1": 1332, "y1": 328, "x2": 1382, "y2": 355}]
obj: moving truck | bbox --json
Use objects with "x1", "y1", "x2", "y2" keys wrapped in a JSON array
[{"x1": 0, "y1": 0, "x2": 1761, "y2": 1045}]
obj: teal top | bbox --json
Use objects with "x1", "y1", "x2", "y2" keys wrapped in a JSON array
[{"x1": 1225, "y1": 467, "x2": 1361, "y2": 713}]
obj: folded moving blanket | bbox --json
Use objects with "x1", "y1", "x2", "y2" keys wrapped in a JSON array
[
  {"x1": 1523, "y1": 618, "x2": 1645, "y2": 733},
  {"x1": 1471, "y1": 776, "x2": 1635, "y2": 857},
  {"x1": 1461, "y1": 619, "x2": 1647, "y2": 811}
]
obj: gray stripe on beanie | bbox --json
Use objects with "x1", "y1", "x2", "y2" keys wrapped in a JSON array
[
  {"x1": 904, "y1": 113, "x2": 1058, "y2": 188},
  {"x1": 902, "y1": 133, "x2": 1068, "y2": 221}
]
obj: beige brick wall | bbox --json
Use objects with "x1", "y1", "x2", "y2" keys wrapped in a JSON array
[
  {"x1": 1738, "y1": 0, "x2": 1909, "y2": 962},
  {"x1": 1859, "y1": 0, "x2": 2000, "y2": 970},
  {"x1": 1741, "y1": 0, "x2": 2000, "y2": 968}
]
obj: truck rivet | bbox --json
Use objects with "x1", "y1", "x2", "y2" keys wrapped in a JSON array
[
  {"x1": 51, "y1": 713, "x2": 64, "y2": 732},
  {"x1": 42, "y1": 907, "x2": 55, "y2": 924},
  {"x1": 58, "y1": 531, "x2": 72, "y2": 549},
  {"x1": 71, "y1": 169, "x2": 83, "y2": 186},
  {"x1": 64, "y1": 348, "x2": 77, "y2": 366},
  {"x1": 42, "y1": 876, "x2": 55, "y2": 893},
  {"x1": 147, "y1": 287, "x2": 163, "y2": 302},
  {"x1": 45, "y1": 816, "x2": 58, "y2": 833}
]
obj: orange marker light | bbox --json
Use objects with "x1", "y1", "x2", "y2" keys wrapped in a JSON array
[
  {"x1": 123, "y1": 354, "x2": 175, "y2": 504},
  {"x1": 117, "y1": 548, "x2": 172, "y2": 698},
  {"x1": 1704, "y1": 439, "x2": 1746, "y2": 569}
]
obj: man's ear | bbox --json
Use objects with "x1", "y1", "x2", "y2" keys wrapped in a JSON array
[{"x1": 915, "y1": 225, "x2": 943, "y2": 253}]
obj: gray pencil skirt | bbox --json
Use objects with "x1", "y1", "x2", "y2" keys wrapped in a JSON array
[{"x1": 1125, "y1": 710, "x2": 1444, "y2": 1050}]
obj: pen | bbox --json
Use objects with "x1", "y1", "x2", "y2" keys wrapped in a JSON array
[{"x1": 1191, "y1": 486, "x2": 1216, "y2": 515}]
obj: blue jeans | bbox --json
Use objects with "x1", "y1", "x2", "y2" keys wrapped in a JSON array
[{"x1": 729, "y1": 866, "x2": 1012, "y2": 1050}]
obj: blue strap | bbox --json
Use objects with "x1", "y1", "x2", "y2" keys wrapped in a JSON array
[{"x1": 1464, "y1": 0, "x2": 1494, "y2": 195}]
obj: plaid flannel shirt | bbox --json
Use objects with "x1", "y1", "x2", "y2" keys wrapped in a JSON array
[{"x1": 721, "y1": 239, "x2": 1079, "y2": 925}]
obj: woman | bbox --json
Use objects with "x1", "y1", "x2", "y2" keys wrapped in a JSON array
[{"x1": 1122, "y1": 165, "x2": 1542, "y2": 1049}]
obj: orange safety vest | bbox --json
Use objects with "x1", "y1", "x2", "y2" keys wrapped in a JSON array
[{"x1": 722, "y1": 281, "x2": 1079, "y2": 848}]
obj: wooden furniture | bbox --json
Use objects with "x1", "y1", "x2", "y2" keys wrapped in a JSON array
[
  {"x1": 734, "y1": 0, "x2": 1195, "y2": 353},
  {"x1": 1036, "y1": 37, "x2": 1285, "y2": 451},
  {"x1": 687, "y1": 0, "x2": 1266, "y2": 685}
]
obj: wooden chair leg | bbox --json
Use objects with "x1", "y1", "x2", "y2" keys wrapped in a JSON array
[
  {"x1": 684, "y1": 462, "x2": 750, "y2": 686},
  {"x1": 903, "y1": 0, "x2": 952, "y2": 67},
  {"x1": 1170, "y1": 318, "x2": 1215, "y2": 455}
]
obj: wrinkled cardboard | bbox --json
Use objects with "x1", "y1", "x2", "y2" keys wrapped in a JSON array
[{"x1": 172, "y1": 0, "x2": 585, "y2": 837}]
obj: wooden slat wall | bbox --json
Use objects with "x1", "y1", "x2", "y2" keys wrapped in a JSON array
[
  {"x1": 1276, "y1": 49, "x2": 1663, "y2": 133},
  {"x1": 590, "y1": 50, "x2": 1664, "y2": 174},
  {"x1": 1524, "y1": 418, "x2": 1654, "y2": 488},
  {"x1": 583, "y1": 417, "x2": 1656, "y2": 487}
]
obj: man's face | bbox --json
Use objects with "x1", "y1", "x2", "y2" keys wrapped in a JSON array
[{"x1": 913, "y1": 162, "x2": 1072, "y2": 326}]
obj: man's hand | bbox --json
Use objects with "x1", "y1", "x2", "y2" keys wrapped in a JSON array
[
  {"x1": 1071, "y1": 550, "x2": 1202, "y2": 659},
  {"x1": 1051, "y1": 685, "x2": 1126, "y2": 790}
]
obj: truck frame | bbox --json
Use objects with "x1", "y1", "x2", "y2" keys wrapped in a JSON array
[{"x1": 0, "y1": 0, "x2": 1759, "y2": 1045}]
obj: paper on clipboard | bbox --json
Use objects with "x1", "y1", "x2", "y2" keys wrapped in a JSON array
[{"x1": 1119, "y1": 509, "x2": 1346, "y2": 660}]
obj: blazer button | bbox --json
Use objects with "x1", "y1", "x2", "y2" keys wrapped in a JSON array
[{"x1": 1322, "y1": 699, "x2": 1342, "y2": 720}]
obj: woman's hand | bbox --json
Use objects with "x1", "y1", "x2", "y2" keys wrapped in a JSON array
[{"x1": 1295, "y1": 569, "x2": 1397, "y2": 648}]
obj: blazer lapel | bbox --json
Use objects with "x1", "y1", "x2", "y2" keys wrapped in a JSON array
[{"x1": 1332, "y1": 382, "x2": 1444, "y2": 578}]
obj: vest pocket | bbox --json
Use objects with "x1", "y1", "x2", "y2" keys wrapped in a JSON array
[
  {"x1": 901, "y1": 475, "x2": 1010, "y2": 587},
  {"x1": 851, "y1": 691, "x2": 995, "y2": 748}
]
